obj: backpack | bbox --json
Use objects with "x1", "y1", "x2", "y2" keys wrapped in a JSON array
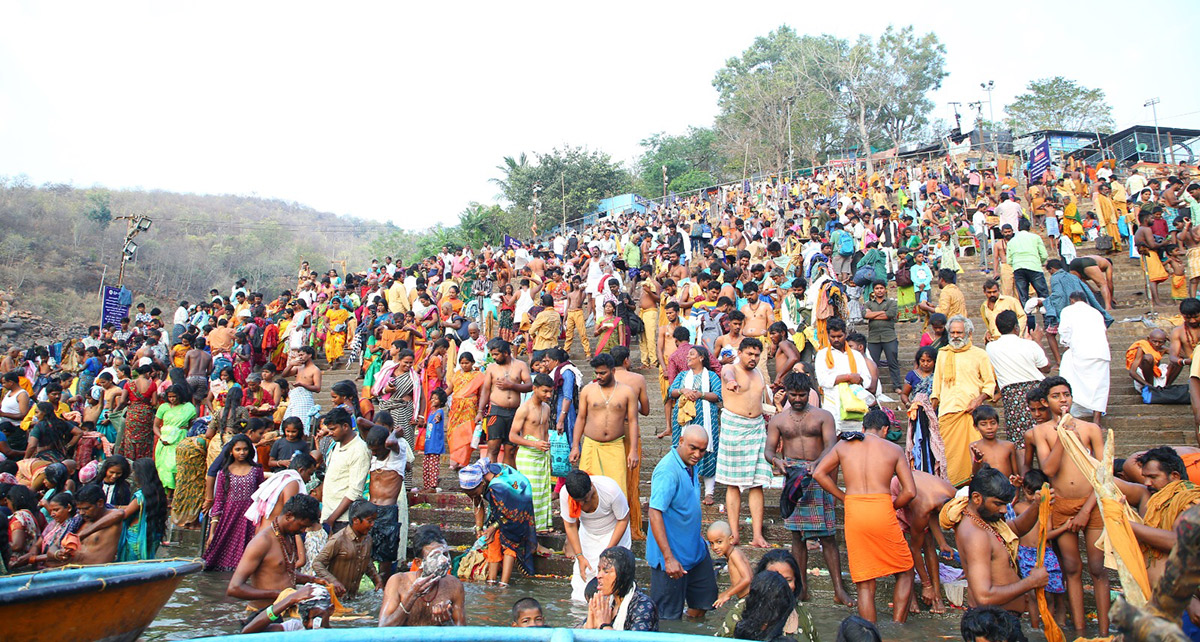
[{"x1": 836, "y1": 230, "x2": 855, "y2": 256}]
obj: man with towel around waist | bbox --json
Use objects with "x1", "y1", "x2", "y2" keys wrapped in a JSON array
[
  {"x1": 570, "y1": 352, "x2": 640, "y2": 508},
  {"x1": 813, "y1": 407, "x2": 916, "y2": 624},
  {"x1": 715, "y1": 337, "x2": 774, "y2": 549}
]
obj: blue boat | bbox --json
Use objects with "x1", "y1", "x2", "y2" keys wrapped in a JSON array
[
  {"x1": 0, "y1": 558, "x2": 202, "y2": 642},
  {"x1": 191, "y1": 626, "x2": 714, "y2": 642}
]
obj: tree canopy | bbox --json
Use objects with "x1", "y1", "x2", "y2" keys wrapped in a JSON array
[{"x1": 1004, "y1": 76, "x2": 1115, "y2": 135}]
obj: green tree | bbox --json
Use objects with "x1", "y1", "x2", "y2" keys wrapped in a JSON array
[
  {"x1": 1004, "y1": 77, "x2": 1115, "y2": 135},
  {"x1": 634, "y1": 127, "x2": 722, "y2": 197},
  {"x1": 492, "y1": 146, "x2": 631, "y2": 232},
  {"x1": 85, "y1": 190, "x2": 112, "y2": 228}
]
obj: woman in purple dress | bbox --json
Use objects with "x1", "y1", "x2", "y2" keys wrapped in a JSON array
[{"x1": 201, "y1": 434, "x2": 263, "y2": 571}]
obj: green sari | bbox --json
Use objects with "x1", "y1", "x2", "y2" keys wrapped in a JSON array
[{"x1": 118, "y1": 490, "x2": 161, "y2": 562}]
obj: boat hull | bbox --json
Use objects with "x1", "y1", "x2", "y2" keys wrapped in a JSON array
[{"x1": 0, "y1": 559, "x2": 202, "y2": 642}]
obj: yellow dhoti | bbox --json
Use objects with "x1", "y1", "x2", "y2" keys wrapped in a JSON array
[
  {"x1": 580, "y1": 435, "x2": 627, "y2": 499},
  {"x1": 624, "y1": 437, "x2": 644, "y2": 541},
  {"x1": 1144, "y1": 252, "x2": 1169, "y2": 283},
  {"x1": 999, "y1": 263, "x2": 1015, "y2": 298},
  {"x1": 937, "y1": 410, "x2": 981, "y2": 487},
  {"x1": 638, "y1": 309, "x2": 658, "y2": 368}
]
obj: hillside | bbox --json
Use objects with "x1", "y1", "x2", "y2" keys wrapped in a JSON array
[{"x1": 0, "y1": 176, "x2": 407, "y2": 331}]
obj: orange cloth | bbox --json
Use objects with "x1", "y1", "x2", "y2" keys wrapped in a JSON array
[
  {"x1": 1049, "y1": 495, "x2": 1103, "y2": 530},
  {"x1": 1035, "y1": 484, "x2": 1066, "y2": 642},
  {"x1": 1144, "y1": 252, "x2": 1169, "y2": 283},
  {"x1": 485, "y1": 529, "x2": 517, "y2": 563},
  {"x1": 1099, "y1": 497, "x2": 1152, "y2": 601},
  {"x1": 1124, "y1": 339, "x2": 1164, "y2": 377},
  {"x1": 1184, "y1": 452, "x2": 1200, "y2": 483},
  {"x1": 625, "y1": 436, "x2": 643, "y2": 541},
  {"x1": 842, "y1": 493, "x2": 913, "y2": 582}
]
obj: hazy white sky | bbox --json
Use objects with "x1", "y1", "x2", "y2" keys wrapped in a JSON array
[{"x1": 1, "y1": 0, "x2": 1197, "y2": 229}]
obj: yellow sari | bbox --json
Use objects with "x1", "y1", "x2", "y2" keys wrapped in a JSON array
[{"x1": 324, "y1": 308, "x2": 351, "y2": 362}]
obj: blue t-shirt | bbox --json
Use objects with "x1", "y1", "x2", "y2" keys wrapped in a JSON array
[
  {"x1": 83, "y1": 357, "x2": 102, "y2": 374},
  {"x1": 424, "y1": 408, "x2": 446, "y2": 455},
  {"x1": 646, "y1": 449, "x2": 707, "y2": 571}
]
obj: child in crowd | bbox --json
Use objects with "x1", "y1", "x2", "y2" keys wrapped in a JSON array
[
  {"x1": 707, "y1": 520, "x2": 751, "y2": 608},
  {"x1": 422, "y1": 389, "x2": 447, "y2": 492},
  {"x1": 312, "y1": 499, "x2": 382, "y2": 598},
  {"x1": 511, "y1": 597, "x2": 545, "y2": 627},
  {"x1": 511, "y1": 374, "x2": 554, "y2": 533},
  {"x1": 268, "y1": 417, "x2": 309, "y2": 472},
  {"x1": 910, "y1": 250, "x2": 933, "y2": 310},
  {"x1": 969, "y1": 405, "x2": 1019, "y2": 480},
  {"x1": 1013, "y1": 469, "x2": 1067, "y2": 628}
]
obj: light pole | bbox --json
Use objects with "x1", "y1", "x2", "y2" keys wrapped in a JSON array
[
  {"x1": 114, "y1": 214, "x2": 153, "y2": 286},
  {"x1": 980, "y1": 81, "x2": 997, "y2": 164},
  {"x1": 784, "y1": 95, "x2": 796, "y2": 179},
  {"x1": 1145, "y1": 98, "x2": 1163, "y2": 163}
]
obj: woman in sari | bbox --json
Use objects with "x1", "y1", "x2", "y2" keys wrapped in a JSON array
[
  {"x1": 121, "y1": 364, "x2": 158, "y2": 460},
  {"x1": 323, "y1": 297, "x2": 351, "y2": 366},
  {"x1": 153, "y1": 384, "x2": 199, "y2": 501},
  {"x1": 499, "y1": 284, "x2": 516, "y2": 342},
  {"x1": 895, "y1": 252, "x2": 919, "y2": 322},
  {"x1": 668, "y1": 346, "x2": 722, "y2": 505},
  {"x1": 171, "y1": 431, "x2": 207, "y2": 529},
  {"x1": 271, "y1": 308, "x2": 293, "y2": 371},
  {"x1": 901, "y1": 346, "x2": 947, "y2": 480},
  {"x1": 420, "y1": 339, "x2": 449, "y2": 425},
  {"x1": 593, "y1": 300, "x2": 624, "y2": 357},
  {"x1": 206, "y1": 386, "x2": 250, "y2": 468},
  {"x1": 372, "y1": 348, "x2": 422, "y2": 449},
  {"x1": 5, "y1": 485, "x2": 43, "y2": 570},
  {"x1": 118, "y1": 457, "x2": 169, "y2": 561},
  {"x1": 19, "y1": 492, "x2": 81, "y2": 569},
  {"x1": 446, "y1": 351, "x2": 483, "y2": 469},
  {"x1": 400, "y1": 312, "x2": 429, "y2": 366},
  {"x1": 208, "y1": 367, "x2": 240, "y2": 415},
  {"x1": 361, "y1": 326, "x2": 387, "y2": 390}
]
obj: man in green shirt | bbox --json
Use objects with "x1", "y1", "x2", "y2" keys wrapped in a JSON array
[{"x1": 1004, "y1": 218, "x2": 1049, "y2": 329}]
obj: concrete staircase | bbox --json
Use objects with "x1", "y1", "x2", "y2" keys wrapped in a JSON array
[{"x1": 295, "y1": 230, "x2": 1195, "y2": 593}]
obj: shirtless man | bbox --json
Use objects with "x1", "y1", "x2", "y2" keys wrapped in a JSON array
[
  {"x1": 379, "y1": 525, "x2": 466, "y2": 627},
  {"x1": 713, "y1": 310, "x2": 745, "y2": 366},
  {"x1": 1135, "y1": 211, "x2": 1169, "y2": 307},
  {"x1": 951, "y1": 466, "x2": 1046, "y2": 621},
  {"x1": 228, "y1": 495, "x2": 322, "y2": 608},
  {"x1": 1169, "y1": 298, "x2": 1200, "y2": 385},
  {"x1": 510, "y1": 374, "x2": 556, "y2": 537},
  {"x1": 95, "y1": 372, "x2": 128, "y2": 422},
  {"x1": 280, "y1": 346, "x2": 322, "y2": 434},
  {"x1": 182, "y1": 335, "x2": 213, "y2": 400},
  {"x1": 740, "y1": 282, "x2": 773, "y2": 342},
  {"x1": 1067, "y1": 256, "x2": 1115, "y2": 310},
  {"x1": 768, "y1": 322, "x2": 801, "y2": 391},
  {"x1": 611, "y1": 346, "x2": 650, "y2": 541},
  {"x1": 637, "y1": 275, "x2": 659, "y2": 369},
  {"x1": 811, "y1": 407, "x2": 916, "y2": 623},
  {"x1": 764, "y1": 371, "x2": 853, "y2": 606},
  {"x1": 476, "y1": 338, "x2": 533, "y2": 467},
  {"x1": 66, "y1": 485, "x2": 123, "y2": 565},
  {"x1": 259, "y1": 454, "x2": 317, "y2": 532},
  {"x1": 569, "y1": 352, "x2": 639, "y2": 503},
  {"x1": 564, "y1": 278, "x2": 590, "y2": 356},
  {"x1": 894, "y1": 470, "x2": 956, "y2": 615},
  {"x1": 1027, "y1": 375, "x2": 1110, "y2": 636},
  {"x1": 668, "y1": 251, "x2": 690, "y2": 285},
  {"x1": 717, "y1": 338, "x2": 771, "y2": 549}
]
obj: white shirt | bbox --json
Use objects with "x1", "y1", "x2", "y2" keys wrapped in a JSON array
[
  {"x1": 994, "y1": 201, "x2": 1023, "y2": 230},
  {"x1": 985, "y1": 334, "x2": 1047, "y2": 389},
  {"x1": 1058, "y1": 301, "x2": 1110, "y2": 361},
  {"x1": 559, "y1": 475, "x2": 631, "y2": 547},
  {"x1": 814, "y1": 346, "x2": 873, "y2": 432}
]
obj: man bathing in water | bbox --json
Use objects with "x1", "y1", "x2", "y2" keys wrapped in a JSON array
[
  {"x1": 477, "y1": 338, "x2": 532, "y2": 467},
  {"x1": 227, "y1": 495, "x2": 322, "y2": 609},
  {"x1": 379, "y1": 525, "x2": 466, "y2": 627}
]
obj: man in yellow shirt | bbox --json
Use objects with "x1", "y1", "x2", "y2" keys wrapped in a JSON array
[
  {"x1": 978, "y1": 279, "x2": 1026, "y2": 342},
  {"x1": 528, "y1": 294, "x2": 562, "y2": 360},
  {"x1": 385, "y1": 277, "x2": 409, "y2": 315},
  {"x1": 918, "y1": 269, "x2": 966, "y2": 320}
]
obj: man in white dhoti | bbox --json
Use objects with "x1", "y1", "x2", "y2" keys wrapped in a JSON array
[
  {"x1": 560, "y1": 470, "x2": 631, "y2": 603},
  {"x1": 814, "y1": 318, "x2": 874, "y2": 433},
  {"x1": 1057, "y1": 291, "x2": 1111, "y2": 424}
]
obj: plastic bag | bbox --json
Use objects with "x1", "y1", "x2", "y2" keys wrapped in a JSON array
[{"x1": 550, "y1": 430, "x2": 572, "y2": 477}]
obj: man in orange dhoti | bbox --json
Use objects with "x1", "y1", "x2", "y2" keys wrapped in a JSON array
[
  {"x1": 813, "y1": 408, "x2": 916, "y2": 624},
  {"x1": 931, "y1": 316, "x2": 997, "y2": 487}
]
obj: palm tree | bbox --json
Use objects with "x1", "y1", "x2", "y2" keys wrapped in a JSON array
[{"x1": 489, "y1": 153, "x2": 528, "y2": 203}]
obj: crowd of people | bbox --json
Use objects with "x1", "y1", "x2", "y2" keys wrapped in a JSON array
[{"x1": 0, "y1": 156, "x2": 1198, "y2": 641}]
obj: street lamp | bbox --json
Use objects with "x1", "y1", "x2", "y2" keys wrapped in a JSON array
[
  {"x1": 980, "y1": 81, "x2": 997, "y2": 164},
  {"x1": 1145, "y1": 98, "x2": 1163, "y2": 163}
]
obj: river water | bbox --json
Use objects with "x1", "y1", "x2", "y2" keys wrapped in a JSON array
[{"x1": 141, "y1": 568, "x2": 1041, "y2": 641}]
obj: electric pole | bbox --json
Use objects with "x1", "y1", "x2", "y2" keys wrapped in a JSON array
[
  {"x1": 981, "y1": 81, "x2": 997, "y2": 164},
  {"x1": 114, "y1": 214, "x2": 153, "y2": 286}
]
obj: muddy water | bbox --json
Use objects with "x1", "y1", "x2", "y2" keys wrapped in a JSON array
[{"x1": 142, "y1": 569, "x2": 1044, "y2": 641}]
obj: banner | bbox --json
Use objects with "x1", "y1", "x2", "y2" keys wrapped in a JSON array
[
  {"x1": 101, "y1": 285, "x2": 129, "y2": 328},
  {"x1": 1029, "y1": 137, "x2": 1052, "y2": 181},
  {"x1": 502, "y1": 235, "x2": 523, "y2": 249}
]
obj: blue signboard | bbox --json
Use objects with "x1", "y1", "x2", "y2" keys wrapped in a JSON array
[
  {"x1": 1029, "y1": 138, "x2": 1051, "y2": 181},
  {"x1": 101, "y1": 285, "x2": 129, "y2": 328}
]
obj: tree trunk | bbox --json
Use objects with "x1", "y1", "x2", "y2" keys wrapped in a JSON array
[{"x1": 858, "y1": 101, "x2": 874, "y2": 176}]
